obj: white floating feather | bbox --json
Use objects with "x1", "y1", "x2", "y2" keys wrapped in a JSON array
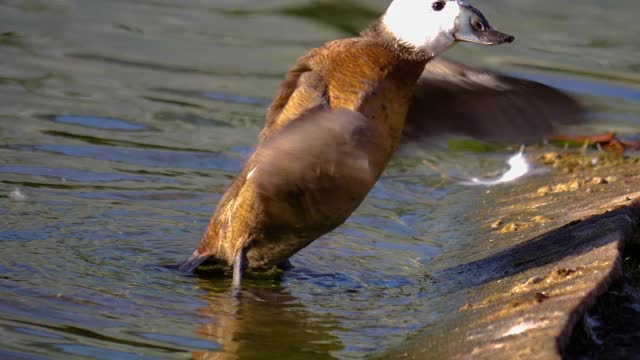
[{"x1": 460, "y1": 146, "x2": 530, "y2": 186}]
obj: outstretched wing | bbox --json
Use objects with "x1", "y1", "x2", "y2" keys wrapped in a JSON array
[{"x1": 403, "y1": 58, "x2": 585, "y2": 141}]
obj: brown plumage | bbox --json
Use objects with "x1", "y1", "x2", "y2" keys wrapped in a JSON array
[{"x1": 180, "y1": 32, "x2": 430, "y2": 278}]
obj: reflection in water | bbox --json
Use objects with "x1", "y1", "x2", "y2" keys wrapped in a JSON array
[{"x1": 193, "y1": 277, "x2": 342, "y2": 360}]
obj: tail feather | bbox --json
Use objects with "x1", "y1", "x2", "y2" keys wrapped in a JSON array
[{"x1": 177, "y1": 250, "x2": 210, "y2": 273}]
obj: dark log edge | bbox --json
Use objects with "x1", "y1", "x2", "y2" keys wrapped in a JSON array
[{"x1": 556, "y1": 197, "x2": 640, "y2": 356}]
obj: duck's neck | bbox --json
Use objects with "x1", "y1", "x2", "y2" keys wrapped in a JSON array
[
  {"x1": 361, "y1": 19, "x2": 434, "y2": 63},
  {"x1": 329, "y1": 22, "x2": 429, "y2": 177}
]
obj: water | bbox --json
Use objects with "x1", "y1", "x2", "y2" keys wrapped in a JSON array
[{"x1": 1, "y1": 0, "x2": 639, "y2": 359}]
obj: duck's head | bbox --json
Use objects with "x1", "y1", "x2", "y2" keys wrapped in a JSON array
[{"x1": 382, "y1": 0, "x2": 514, "y2": 57}]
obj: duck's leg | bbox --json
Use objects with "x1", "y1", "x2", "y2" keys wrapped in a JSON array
[{"x1": 232, "y1": 247, "x2": 248, "y2": 288}]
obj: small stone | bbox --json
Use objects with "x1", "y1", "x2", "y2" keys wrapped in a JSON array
[
  {"x1": 556, "y1": 268, "x2": 577, "y2": 277},
  {"x1": 537, "y1": 186, "x2": 552, "y2": 196},
  {"x1": 532, "y1": 215, "x2": 551, "y2": 224},
  {"x1": 535, "y1": 292, "x2": 550, "y2": 303},
  {"x1": 568, "y1": 179, "x2": 582, "y2": 191},
  {"x1": 605, "y1": 176, "x2": 618, "y2": 183},
  {"x1": 499, "y1": 222, "x2": 529, "y2": 234},
  {"x1": 512, "y1": 276, "x2": 545, "y2": 293},
  {"x1": 530, "y1": 277, "x2": 544, "y2": 285},
  {"x1": 460, "y1": 303, "x2": 475, "y2": 311},
  {"x1": 539, "y1": 152, "x2": 561, "y2": 164},
  {"x1": 491, "y1": 219, "x2": 505, "y2": 229},
  {"x1": 591, "y1": 177, "x2": 607, "y2": 185},
  {"x1": 554, "y1": 184, "x2": 567, "y2": 192},
  {"x1": 551, "y1": 179, "x2": 583, "y2": 193}
]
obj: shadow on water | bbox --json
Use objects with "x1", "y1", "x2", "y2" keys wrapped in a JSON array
[
  {"x1": 276, "y1": 1, "x2": 379, "y2": 35},
  {"x1": 222, "y1": 0, "x2": 380, "y2": 36},
  {"x1": 0, "y1": 31, "x2": 24, "y2": 48}
]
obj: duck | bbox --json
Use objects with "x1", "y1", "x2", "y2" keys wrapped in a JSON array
[{"x1": 178, "y1": 0, "x2": 578, "y2": 287}]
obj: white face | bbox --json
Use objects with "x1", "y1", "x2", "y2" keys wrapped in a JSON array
[{"x1": 382, "y1": 0, "x2": 462, "y2": 56}]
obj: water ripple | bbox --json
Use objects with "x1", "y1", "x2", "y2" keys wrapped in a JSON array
[
  {"x1": 16, "y1": 144, "x2": 242, "y2": 172},
  {"x1": 0, "y1": 166, "x2": 178, "y2": 184},
  {"x1": 51, "y1": 115, "x2": 147, "y2": 131}
]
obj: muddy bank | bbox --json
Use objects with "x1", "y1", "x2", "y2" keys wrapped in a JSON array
[{"x1": 378, "y1": 150, "x2": 640, "y2": 359}]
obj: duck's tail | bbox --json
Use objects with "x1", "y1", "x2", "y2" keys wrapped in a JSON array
[{"x1": 177, "y1": 249, "x2": 210, "y2": 273}]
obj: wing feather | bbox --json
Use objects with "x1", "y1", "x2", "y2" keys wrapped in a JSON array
[{"x1": 404, "y1": 58, "x2": 585, "y2": 141}]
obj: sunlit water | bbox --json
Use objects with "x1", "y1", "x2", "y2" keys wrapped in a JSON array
[{"x1": 1, "y1": 0, "x2": 639, "y2": 359}]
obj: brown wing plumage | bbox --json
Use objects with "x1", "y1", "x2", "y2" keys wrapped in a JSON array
[
  {"x1": 179, "y1": 108, "x2": 378, "y2": 271},
  {"x1": 246, "y1": 108, "x2": 379, "y2": 267},
  {"x1": 262, "y1": 50, "x2": 328, "y2": 142},
  {"x1": 403, "y1": 58, "x2": 585, "y2": 141}
]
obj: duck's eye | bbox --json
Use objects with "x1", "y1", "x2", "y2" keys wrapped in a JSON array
[
  {"x1": 431, "y1": 1, "x2": 446, "y2": 11},
  {"x1": 472, "y1": 20, "x2": 485, "y2": 31}
]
